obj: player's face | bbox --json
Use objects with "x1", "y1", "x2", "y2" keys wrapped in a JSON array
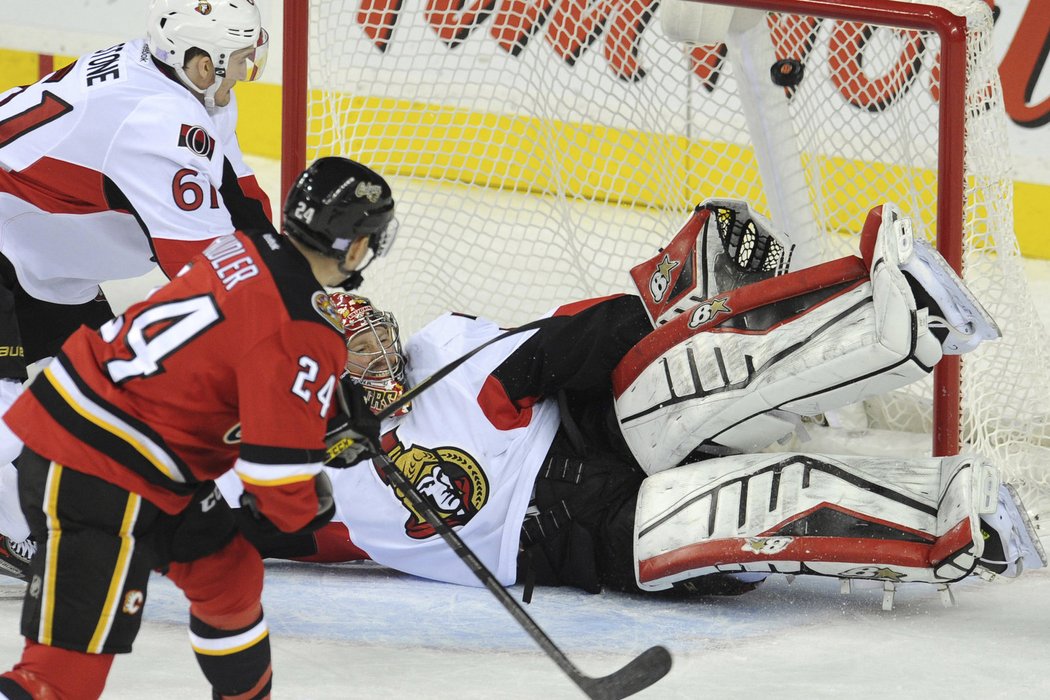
[
  {"x1": 345, "y1": 323, "x2": 401, "y2": 380},
  {"x1": 212, "y1": 32, "x2": 269, "y2": 106}
]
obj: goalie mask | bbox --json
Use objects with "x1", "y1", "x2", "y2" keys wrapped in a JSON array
[
  {"x1": 284, "y1": 157, "x2": 398, "y2": 289},
  {"x1": 147, "y1": 0, "x2": 269, "y2": 109},
  {"x1": 330, "y1": 292, "x2": 410, "y2": 417}
]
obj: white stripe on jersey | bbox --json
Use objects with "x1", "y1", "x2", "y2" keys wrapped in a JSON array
[{"x1": 234, "y1": 458, "x2": 322, "y2": 487}]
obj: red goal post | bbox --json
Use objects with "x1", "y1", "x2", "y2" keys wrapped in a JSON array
[{"x1": 280, "y1": 0, "x2": 1050, "y2": 517}]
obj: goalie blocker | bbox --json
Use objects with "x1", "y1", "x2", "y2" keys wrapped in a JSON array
[{"x1": 632, "y1": 452, "x2": 1046, "y2": 591}]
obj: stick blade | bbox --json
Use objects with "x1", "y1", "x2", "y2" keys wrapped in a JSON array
[{"x1": 577, "y1": 645, "x2": 673, "y2": 700}]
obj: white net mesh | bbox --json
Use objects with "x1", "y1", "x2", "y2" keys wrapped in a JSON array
[{"x1": 299, "y1": 0, "x2": 1050, "y2": 523}]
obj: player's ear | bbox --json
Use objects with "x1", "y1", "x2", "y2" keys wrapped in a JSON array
[
  {"x1": 346, "y1": 236, "x2": 371, "y2": 267},
  {"x1": 185, "y1": 54, "x2": 214, "y2": 84}
]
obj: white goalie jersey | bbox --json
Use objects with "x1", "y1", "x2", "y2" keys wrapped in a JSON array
[{"x1": 327, "y1": 313, "x2": 562, "y2": 587}]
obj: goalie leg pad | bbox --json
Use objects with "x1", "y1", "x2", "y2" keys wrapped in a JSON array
[
  {"x1": 614, "y1": 250, "x2": 943, "y2": 473},
  {"x1": 633, "y1": 452, "x2": 999, "y2": 591}
]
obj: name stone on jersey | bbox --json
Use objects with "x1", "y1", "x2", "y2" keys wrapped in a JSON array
[{"x1": 85, "y1": 44, "x2": 126, "y2": 87}]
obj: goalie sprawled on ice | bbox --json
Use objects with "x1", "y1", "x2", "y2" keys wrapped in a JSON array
[{"x1": 227, "y1": 199, "x2": 1045, "y2": 601}]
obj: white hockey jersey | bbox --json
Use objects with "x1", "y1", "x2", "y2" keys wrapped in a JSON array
[
  {"x1": 328, "y1": 313, "x2": 562, "y2": 587},
  {"x1": 0, "y1": 39, "x2": 259, "y2": 304}
]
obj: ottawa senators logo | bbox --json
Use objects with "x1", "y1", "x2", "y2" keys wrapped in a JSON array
[
  {"x1": 379, "y1": 433, "x2": 489, "y2": 539},
  {"x1": 178, "y1": 124, "x2": 215, "y2": 160},
  {"x1": 195, "y1": 2, "x2": 213, "y2": 16}
]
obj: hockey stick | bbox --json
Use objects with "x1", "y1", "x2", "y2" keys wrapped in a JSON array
[
  {"x1": 369, "y1": 448, "x2": 672, "y2": 699},
  {"x1": 375, "y1": 317, "x2": 551, "y2": 421},
  {"x1": 339, "y1": 383, "x2": 673, "y2": 698}
]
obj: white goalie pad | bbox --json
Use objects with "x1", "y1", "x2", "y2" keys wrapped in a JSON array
[
  {"x1": 633, "y1": 453, "x2": 1003, "y2": 592},
  {"x1": 613, "y1": 202, "x2": 995, "y2": 475},
  {"x1": 629, "y1": 199, "x2": 795, "y2": 328}
]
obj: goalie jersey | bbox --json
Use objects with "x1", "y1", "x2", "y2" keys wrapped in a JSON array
[
  {"x1": 0, "y1": 39, "x2": 270, "y2": 305},
  {"x1": 328, "y1": 295, "x2": 652, "y2": 586},
  {"x1": 329, "y1": 313, "x2": 561, "y2": 586},
  {"x1": 3, "y1": 231, "x2": 346, "y2": 532}
]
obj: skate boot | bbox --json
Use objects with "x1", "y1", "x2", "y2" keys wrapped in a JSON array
[
  {"x1": 860, "y1": 203, "x2": 1000, "y2": 355},
  {"x1": 976, "y1": 484, "x2": 1047, "y2": 581},
  {"x1": 0, "y1": 535, "x2": 35, "y2": 581}
]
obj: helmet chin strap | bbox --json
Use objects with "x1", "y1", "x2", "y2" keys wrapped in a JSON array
[
  {"x1": 173, "y1": 64, "x2": 224, "y2": 112},
  {"x1": 334, "y1": 249, "x2": 377, "y2": 291}
]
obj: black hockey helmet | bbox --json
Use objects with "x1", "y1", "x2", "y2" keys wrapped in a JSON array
[{"x1": 283, "y1": 157, "x2": 398, "y2": 262}]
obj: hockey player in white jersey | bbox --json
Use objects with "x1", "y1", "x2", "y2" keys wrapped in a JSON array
[
  {"x1": 0, "y1": 0, "x2": 274, "y2": 571},
  {"x1": 235, "y1": 200, "x2": 1044, "y2": 602}
]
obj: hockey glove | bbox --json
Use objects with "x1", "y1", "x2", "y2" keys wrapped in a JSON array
[{"x1": 325, "y1": 377, "x2": 382, "y2": 468}]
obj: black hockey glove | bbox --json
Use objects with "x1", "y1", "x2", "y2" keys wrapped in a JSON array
[{"x1": 324, "y1": 377, "x2": 382, "y2": 468}]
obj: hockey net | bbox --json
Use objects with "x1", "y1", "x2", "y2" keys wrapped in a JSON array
[{"x1": 284, "y1": 0, "x2": 1050, "y2": 525}]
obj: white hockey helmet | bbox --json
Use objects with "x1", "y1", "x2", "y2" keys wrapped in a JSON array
[{"x1": 147, "y1": 0, "x2": 268, "y2": 104}]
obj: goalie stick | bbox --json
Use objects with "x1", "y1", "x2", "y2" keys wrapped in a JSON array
[
  {"x1": 375, "y1": 318, "x2": 552, "y2": 421},
  {"x1": 339, "y1": 378, "x2": 673, "y2": 698}
]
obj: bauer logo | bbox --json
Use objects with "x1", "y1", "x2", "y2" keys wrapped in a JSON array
[
  {"x1": 178, "y1": 124, "x2": 215, "y2": 160},
  {"x1": 840, "y1": 566, "x2": 907, "y2": 582}
]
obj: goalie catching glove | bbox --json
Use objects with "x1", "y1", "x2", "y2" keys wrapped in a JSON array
[{"x1": 325, "y1": 376, "x2": 382, "y2": 468}]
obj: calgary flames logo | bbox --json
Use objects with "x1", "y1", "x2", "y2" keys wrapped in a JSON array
[{"x1": 379, "y1": 434, "x2": 489, "y2": 539}]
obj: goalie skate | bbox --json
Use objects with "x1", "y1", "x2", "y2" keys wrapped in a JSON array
[
  {"x1": 860, "y1": 203, "x2": 1000, "y2": 355},
  {"x1": 976, "y1": 484, "x2": 1047, "y2": 581}
]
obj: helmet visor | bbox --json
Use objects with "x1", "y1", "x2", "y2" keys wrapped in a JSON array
[{"x1": 241, "y1": 28, "x2": 269, "y2": 82}]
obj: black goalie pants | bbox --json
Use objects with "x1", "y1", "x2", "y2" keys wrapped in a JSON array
[
  {"x1": 0, "y1": 252, "x2": 113, "y2": 381},
  {"x1": 516, "y1": 401, "x2": 645, "y2": 595}
]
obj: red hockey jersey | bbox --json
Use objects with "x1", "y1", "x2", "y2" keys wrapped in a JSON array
[{"x1": 4, "y1": 231, "x2": 345, "y2": 532}]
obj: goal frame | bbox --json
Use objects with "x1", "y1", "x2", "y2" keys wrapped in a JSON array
[{"x1": 279, "y1": 0, "x2": 974, "y2": 459}]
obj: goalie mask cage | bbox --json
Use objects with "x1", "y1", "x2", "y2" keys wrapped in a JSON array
[{"x1": 282, "y1": 0, "x2": 1050, "y2": 523}]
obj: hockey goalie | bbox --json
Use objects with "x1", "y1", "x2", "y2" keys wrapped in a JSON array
[{"x1": 233, "y1": 198, "x2": 1045, "y2": 604}]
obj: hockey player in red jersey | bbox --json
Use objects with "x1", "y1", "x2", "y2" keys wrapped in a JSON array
[
  {"x1": 0, "y1": 156, "x2": 397, "y2": 700},
  {"x1": 0, "y1": 0, "x2": 278, "y2": 554},
  {"x1": 237, "y1": 200, "x2": 1044, "y2": 604}
]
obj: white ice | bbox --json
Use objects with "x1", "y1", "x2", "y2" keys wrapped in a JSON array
[{"x1": 2, "y1": 156, "x2": 1049, "y2": 699}]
